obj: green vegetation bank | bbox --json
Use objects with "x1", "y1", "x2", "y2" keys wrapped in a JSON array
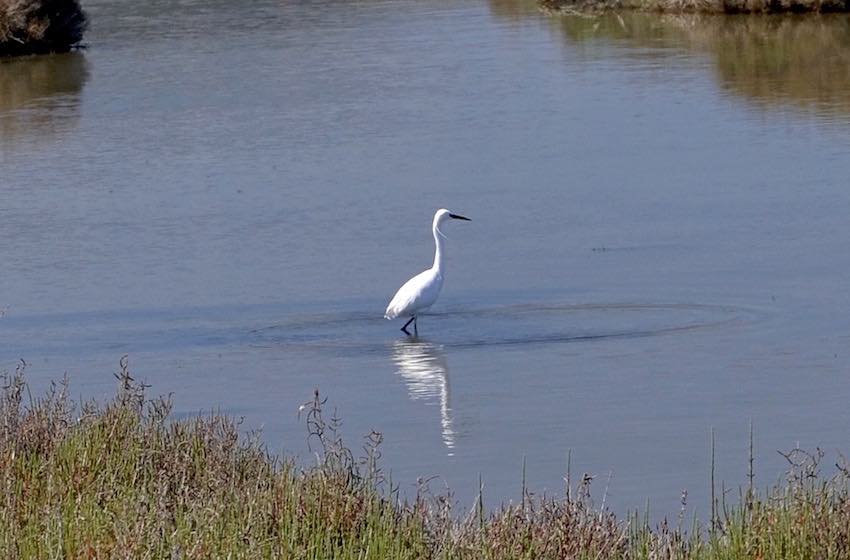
[{"x1": 541, "y1": 0, "x2": 850, "y2": 13}]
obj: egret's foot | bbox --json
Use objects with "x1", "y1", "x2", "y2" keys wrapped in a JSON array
[{"x1": 401, "y1": 316, "x2": 415, "y2": 336}]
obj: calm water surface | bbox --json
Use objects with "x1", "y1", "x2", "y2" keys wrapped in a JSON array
[{"x1": 3, "y1": 0, "x2": 850, "y2": 517}]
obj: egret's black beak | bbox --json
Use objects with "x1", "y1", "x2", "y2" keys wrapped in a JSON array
[{"x1": 449, "y1": 213, "x2": 471, "y2": 221}]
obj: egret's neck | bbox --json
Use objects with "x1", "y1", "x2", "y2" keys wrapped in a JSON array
[{"x1": 432, "y1": 222, "x2": 445, "y2": 273}]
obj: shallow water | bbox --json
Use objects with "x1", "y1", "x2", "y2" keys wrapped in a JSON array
[{"x1": 2, "y1": 0, "x2": 850, "y2": 517}]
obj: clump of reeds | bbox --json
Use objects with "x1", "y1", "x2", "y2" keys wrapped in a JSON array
[
  {"x1": 2, "y1": 360, "x2": 850, "y2": 558},
  {"x1": 540, "y1": 0, "x2": 850, "y2": 14},
  {"x1": 0, "y1": 360, "x2": 428, "y2": 558},
  {"x1": 0, "y1": 0, "x2": 86, "y2": 57}
]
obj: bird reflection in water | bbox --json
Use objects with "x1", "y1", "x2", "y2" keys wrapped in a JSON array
[{"x1": 391, "y1": 339, "x2": 455, "y2": 455}]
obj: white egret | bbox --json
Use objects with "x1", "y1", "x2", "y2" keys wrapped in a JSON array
[{"x1": 384, "y1": 209, "x2": 470, "y2": 336}]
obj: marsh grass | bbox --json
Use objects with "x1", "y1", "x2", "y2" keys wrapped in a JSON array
[
  {"x1": 2, "y1": 360, "x2": 850, "y2": 559},
  {"x1": 540, "y1": 0, "x2": 850, "y2": 14},
  {"x1": 0, "y1": 0, "x2": 86, "y2": 56}
]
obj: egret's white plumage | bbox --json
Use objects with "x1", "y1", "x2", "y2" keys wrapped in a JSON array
[{"x1": 385, "y1": 209, "x2": 470, "y2": 335}]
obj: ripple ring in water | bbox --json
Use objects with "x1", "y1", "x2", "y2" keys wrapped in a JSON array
[{"x1": 251, "y1": 302, "x2": 757, "y2": 354}]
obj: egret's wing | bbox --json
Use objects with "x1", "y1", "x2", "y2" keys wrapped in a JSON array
[{"x1": 385, "y1": 271, "x2": 430, "y2": 319}]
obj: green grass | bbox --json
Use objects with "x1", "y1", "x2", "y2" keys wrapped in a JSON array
[{"x1": 2, "y1": 360, "x2": 849, "y2": 559}]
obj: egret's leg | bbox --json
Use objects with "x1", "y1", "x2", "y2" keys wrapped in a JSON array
[
  {"x1": 413, "y1": 316, "x2": 418, "y2": 336},
  {"x1": 401, "y1": 316, "x2": 415, "y2": 336}
]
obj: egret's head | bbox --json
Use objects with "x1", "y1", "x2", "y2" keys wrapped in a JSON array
[{"x1": 433, "y1": 208, "x2": 471, "y2": 238}]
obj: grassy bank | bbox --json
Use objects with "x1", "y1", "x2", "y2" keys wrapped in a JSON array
[
  {"x1": 540, "y1": 0, "x2": 850, "y2": 14},
  {"x1": 2, "y1": 363, "x2": 850, "y2": 558},
  {"x1": 0, "y1": 0, "x2": 86, "y2": 56}
]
